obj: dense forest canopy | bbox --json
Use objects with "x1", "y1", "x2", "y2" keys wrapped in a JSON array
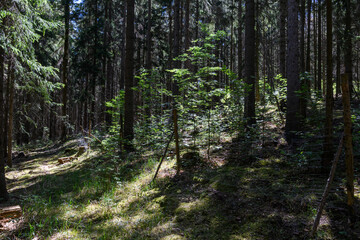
[{"x1": 1, "y1": 0, "x2": 360, "y2": 238}]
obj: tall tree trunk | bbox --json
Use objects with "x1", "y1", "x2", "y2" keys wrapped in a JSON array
[
  {"x1": 61, "y1": 0, "x2": 70, "y2": 140},
  {"x1": 7, "y1": 62, "x2": 14, "y2": 168},
  {"x1": 344, "y1": 0, "x2": 352, "y2": 98},
  {"x1": 105, "y1": 0, "x2": 113, "y2": 127},
  {"x1": 305, "y1": 0, "x2": 311, "y2": 73},
  {"x1": 238, "y1": 0, "x2": 243, "y2": 79},
  {"x1": 341, "y1": 74, "x2": 355, "y2": 221},
  {"x1": 0, "y1": 45, "x2": 8, "y2": 201},
  {"x1": 124, "y1": 0, "x2": 135, "y2": 151},
  {"x1": 195, "y1": 0, "x2": 199, "y2": 40},
  {"x1": 336, "y1": 39, "x2": 340, "y2": 97},
  {"x1": 230, "y1": 0, "x2": 234, "y2": 74},
  {"x1": 285, "y1": 0, "x2": 301, "y2": 143},
  {"x1": 279, "y1": 0, "x2": 287, "y2": 78},
  {"x1": 184, "y1": 0, "x2": 190, "y2": 53},
  {"x1": 244, "y1": 0, "x2": 256, "y2": 126},
  {"x1": 322, "y1": 0, "x2": 333, "y2": 169},
  {"x1": 146, "y1": 0, "x2": 152, "y2": 70},
  {"x1": 313, "y1": 0, "x2": 317, "y2": 89},
  {"x1": 173, "y1": 0, "x2": 181, "y2": 173},
  {"x1": 317, "y1": 0, "x2": 322, "y2": 91},
  {"x1": 300, "y1": 0, "x2": 305, "y2": 73}
]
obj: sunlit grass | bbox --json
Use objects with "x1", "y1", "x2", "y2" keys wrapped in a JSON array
[{"x1": 3, "y1": 135, "x2": 355, "y2": 239}]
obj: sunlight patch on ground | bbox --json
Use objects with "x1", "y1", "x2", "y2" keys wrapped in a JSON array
[
  {"x1": 49, "y1": 229, "x2": 81, "y2": 240},
  {"x1": 160, "y1": 233, "x2": 186, "y2": 240},
  {"x1": 175, "y1": 199, "x2": 206, "y2": 214}
]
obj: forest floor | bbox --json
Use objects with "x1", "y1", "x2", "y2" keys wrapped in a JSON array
[{"x1": 1, "y1": 125, "x2": 360, "y2": 239}]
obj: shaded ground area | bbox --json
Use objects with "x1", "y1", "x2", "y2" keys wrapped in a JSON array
[{"x1": 1, "y1": 131, "x2": 359, "y2": 239}]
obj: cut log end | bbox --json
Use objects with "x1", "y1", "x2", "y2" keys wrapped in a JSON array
[{"x1": 0, "y1": 205, "x2": 22, "y2": 220}]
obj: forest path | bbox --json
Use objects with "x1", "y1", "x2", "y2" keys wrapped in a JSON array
[{"x1": 1, "y1": 138, "x2": 94, "y2": 237}]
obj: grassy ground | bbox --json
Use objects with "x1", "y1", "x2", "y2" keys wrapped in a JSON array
[{"x1": 1, "y1": 130, "x2": 360, "y2": 239}]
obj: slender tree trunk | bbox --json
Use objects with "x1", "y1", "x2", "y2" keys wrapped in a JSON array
[
  {"x1": 230, "y1": 0, "x2": 234, "y2": 74},
  {"x1": 0, "y1": 45, "x2": 8, "y2": 201},
  {"x1": 317, "y1": 0, "x2": 322, "y2": 92},
  {"x1": 279, "y1": 0, "x2": 287, "y2": 78},
  {"x1": 7, "y1": 62, "x2": 14, "y2": 168},
  {"x1": 238, "y1": 0, "x2": 243, "y2": 79},
  {"x1": 195, "y1": 0, "x2": 199, "y2": 40},
  {"x1": 313, "y1": 0, "x2": 317, "y2": 89},
  {"x1": 336, "y1": 34, "x2": 341, "y2": 98},
  {"x1": 306, "y1": 0, "x2": 311, "y2": 72},
  {"x1": 244, "y1": 0, "x2": 255, "y2": 126},
  {"x1": 255, "y1": 3, "x2": 260, "y2": 102},
  {"x1": 344, "y1": 0, "x2": 352, "y2": 98},
  {"x1": 285, "y1": 0, "x2": 301, "y2": 143},
  {"x1": 173, "y1": 0, "x2": 181, "y2": 173},
  {"x1": 341, "y1": 73, "x2": 355, "y2": 221},
  {"x1": 300, "y1": 0, "x2": 305, "y2": 73},
  {"x1": 322, "y1": 0, "x2": 333, "y2": 169},
  {"x1": 146, "y1": 0, "x2": 152, "y2": 71},
  {"x1": 184, "y1": 0, "x2": 190, "y2": 53},
  {"x1": 61, "y1": 0, "x2": 70, "y2": 140},
  {"x1": 105, "y1": 0, "x2": 113, "y2": 127},
  {"x1": 124, "y1": 0, "x2": 135, "y2": 151}
]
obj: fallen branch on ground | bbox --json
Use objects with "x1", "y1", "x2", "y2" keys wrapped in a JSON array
[{"x1": 311, "y1": 133, "x2": 344, "y2": 236}]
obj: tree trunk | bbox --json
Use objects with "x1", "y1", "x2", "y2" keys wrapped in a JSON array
[
  {"x1": 285, "y1": 0, "x2": 301, "y2": 143},
  {"x1": 317, "y1": 0, "x2": 322, "y2": 92},
  {"x1": 105, "y1": 0, "x2": 113, "y2": 127},
  {"x1": 61, "y1": 0, "x2": 70, "y2": 140},
  {"x1": 0, "y1": 45, "x2": 8, "y2": 201},
  {"x1": 7, "y1": 62, "x2": 14, "y2": 168},
  {"x1": 322, "y1": 0, "x2": 333, "y2": 169},
  {"x1": 305, "y1": 0, "x2": 311, "y2": 72},
  {"x1": 238, "y1": 0, "x2": 243, "y2": 79},
  {"x1": 344, "y1": 0, "x2": 352, "y2": 98},
  {"x1": 300, "y1": 0, "x2": 305, "y2": 73},
  {"x1": 341, "y1": 73, "x2": 355, "y2": 221},
  {"x1": 173, "y1": 0, "x2": 181, "y2": 173},
  {"x1": 123, "y1": 0, "x2": 135, "y2": 151},
  {"x1": 244, "y1": 0, "x2": 256, "y2": 126},
  {"x1": 335, "y1": 38, "x2": 340, "y2": 98},
  {"x1": 313, "y1": 0, "x2": 317, "y2": 89},
  {"x1": 279, "y1": 0, "x2": 287, "y2": 78}
]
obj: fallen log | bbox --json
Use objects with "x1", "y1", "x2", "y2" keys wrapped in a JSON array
[{"x1": 0, "y1": 205, "x2": 22, "y2": 220}]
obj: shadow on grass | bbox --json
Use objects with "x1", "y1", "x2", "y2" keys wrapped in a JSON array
[
  {"x1": 4, "y1": 139, "x2": 359, "y2": 240},
  {"x1": 94, "y1": 156, "x2": 317, "y2": 240}
]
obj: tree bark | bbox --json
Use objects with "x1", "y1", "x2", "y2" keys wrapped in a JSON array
[
  {"x1": 344, "y1": 0, "x2": 352, "y2": 98},
  {"x1": 0, "y1": 45, "x2": 8, "y2": 201},
  {"x1": 322, "y1": 0, "x2": 333, "y2": 169},
  {"x1": 317, "y1": 0, "x2": 322, "y2": 91},
  {"x1": 285, "y1": 0, "x2": 301, "y2": 143},
  {"x1": 305, "y1": 0, "x2": 311, "y2": 73},
  {"x1": 244, "y1": 0, "x2": 256, "y2": 126},
  {"x1": 124, "y1": 0, "x2": 135, "y2": 151},
  {"x1": 61, "y1": 0, "x2": 70, "y2": 140},
  {"x1": 300, "y1": 0, "x2": 305, "y2": 73},
  {"x1": 173, "y1": 0, "x2": 181, "y2": 173},
  {"x1": 7, "y1": 62, "x2": 14, "y2": 168},
  {"x1": 341, "y1": 73, "x2": 355, "y2": 221},
  {"x1": 279, "y1": 0, "x2": 287, "y2": 78},
  {"x1": 238, "y1": 0, "x2": 243, "y2": 79}
]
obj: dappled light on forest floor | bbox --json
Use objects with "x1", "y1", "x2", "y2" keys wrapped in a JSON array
[{"x1": 1, "y1": 135, "x2": 359, "y2": 239}]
